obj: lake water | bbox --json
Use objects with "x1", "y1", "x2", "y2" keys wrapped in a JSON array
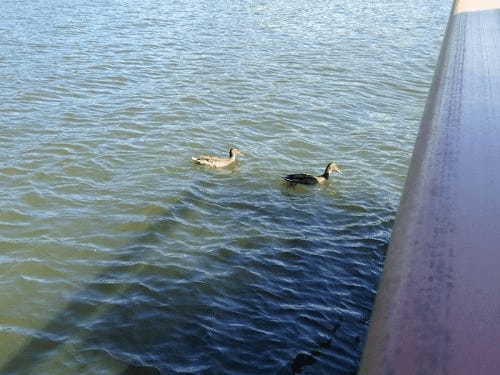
[{"x1": 0, "y1": 1, "x2": 450, "y2": 374}]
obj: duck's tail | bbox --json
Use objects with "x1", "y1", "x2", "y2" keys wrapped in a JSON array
[
  {"x1": 281, "y1": 176, "x2": 296, "y2": 184},
  {"x1": 192, "y1": 157, "x2": 211, "y2": 166}
]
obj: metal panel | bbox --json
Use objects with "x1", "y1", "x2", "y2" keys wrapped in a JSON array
[{"x1": 359, "y1": 2, "x2": 500, "y2": 374}]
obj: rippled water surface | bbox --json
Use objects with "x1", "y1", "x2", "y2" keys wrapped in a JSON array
[{"x1": 1, "y1": 1, "x2": 450, "y2": 374}]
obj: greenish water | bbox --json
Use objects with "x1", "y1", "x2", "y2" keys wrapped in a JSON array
[{"x1": 0, "y1": 0, "x2": 449, "y2": 374}]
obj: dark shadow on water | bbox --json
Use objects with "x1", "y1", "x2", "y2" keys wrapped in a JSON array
[
  {"x1": 120, "y1": 364, "x2": 162, "y2": 375},
  {"x1": 1, "y1": 183, "x2": 383, "y2": 375},
  {"x1": 1, "y1": 189, "x2": 201, "y2": 375}
]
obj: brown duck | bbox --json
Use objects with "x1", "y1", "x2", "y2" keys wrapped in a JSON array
[{"x1": 191, "y1": 147, "x2": 245, "y2": 168}]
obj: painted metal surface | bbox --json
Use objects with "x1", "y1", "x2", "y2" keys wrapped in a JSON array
[{"x1": 359, "y1": 1, "x2": 500, "y2": 374}]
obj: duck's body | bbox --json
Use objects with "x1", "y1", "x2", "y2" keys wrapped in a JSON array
[
  {"x1": 282, "y1": 162, "x2": 342, "y2": 185},
  {"x1": 282, "y1": 173, "x2": 325, "y2": 185},
  {"x1": 192, "y1": 147, "x2": 244, "y2": 168}
]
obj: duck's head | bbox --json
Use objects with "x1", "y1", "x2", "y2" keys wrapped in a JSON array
[
  {"x1": 324, "y1": 162, "x2": 342, "y2": 177},
  {"x1": 229, "y1": 147, "x2": 245, "y2": 157}
]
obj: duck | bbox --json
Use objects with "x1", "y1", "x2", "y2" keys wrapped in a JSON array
[
  {"x1": 191, "y1": 147, "x2": 245, "y2": 168},
  {"x1": 282, "y1": 162, "x2": 342, "y2": 185}
]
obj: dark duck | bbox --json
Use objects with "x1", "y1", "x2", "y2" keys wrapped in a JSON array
[{"x1": 282, "y1": 162, "x2": 342, "y2": 185}]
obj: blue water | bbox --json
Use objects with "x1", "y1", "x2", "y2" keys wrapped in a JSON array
[{"x1": 0, "y1": 0, "x2": 450, "y2": 374}]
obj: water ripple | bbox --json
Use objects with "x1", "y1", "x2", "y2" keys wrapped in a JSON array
[{"x1": 0, "y1": 0, "x2": 450, "y2": 373}]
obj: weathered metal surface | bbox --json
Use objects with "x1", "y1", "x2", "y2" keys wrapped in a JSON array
[{"x1": 359, "y1": 1, "x2": 500, "y2": 374}]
